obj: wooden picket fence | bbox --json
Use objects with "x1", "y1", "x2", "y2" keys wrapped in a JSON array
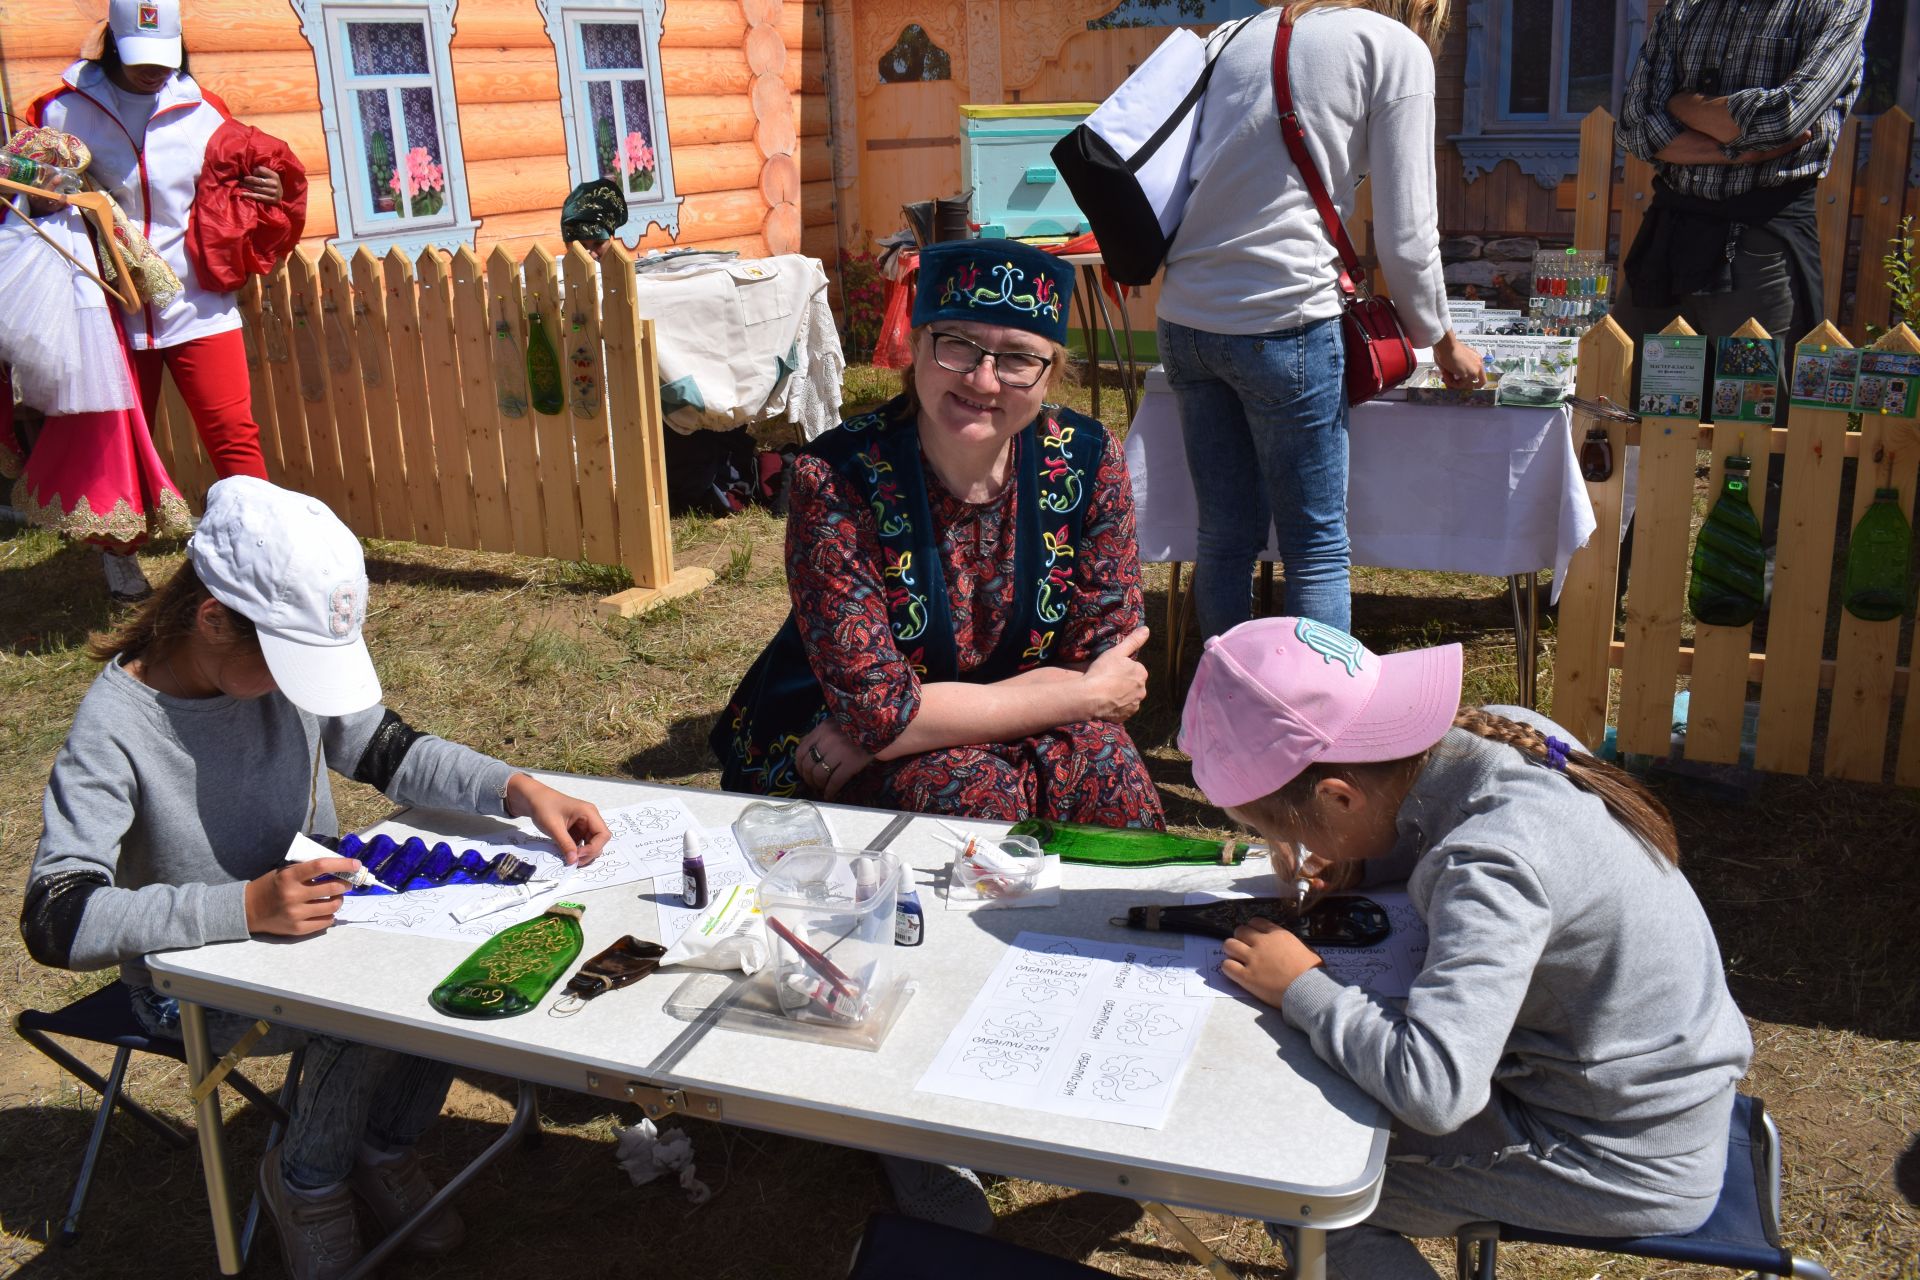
[
  {"x1": 1552, "y1": 316, "x2": 1920, "y2": 786},
  {"x1": 150, "y1": 241, "x2": 712, "y2": 617}
]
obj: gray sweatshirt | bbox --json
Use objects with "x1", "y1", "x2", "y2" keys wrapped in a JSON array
[
  {"x1": 1281, "y1": 708, "x2": 1752, "y2": 1192},
  {"x1": 22, "y1": 658, "x2": 517, "y2": 985}
]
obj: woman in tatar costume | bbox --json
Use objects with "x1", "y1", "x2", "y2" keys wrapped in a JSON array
[
  {"x1": 0, "y1": 126, "x2": 192, "y2": 594},
  {"x1": 713, "y1": 239, "x2": 1164, "y2": 829}
]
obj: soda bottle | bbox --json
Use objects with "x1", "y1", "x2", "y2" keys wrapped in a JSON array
[
  {"x1": 1688, "y1": 455, "x2": 1767, "y2": 627},
  {"x1": 1842, "y1": 488, "x2": 1913, "y2": 622},
  {"x1": 429, "y1": 901, "x2": 585, "y2": 1019}
]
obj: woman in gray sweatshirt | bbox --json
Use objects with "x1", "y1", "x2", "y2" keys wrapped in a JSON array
[
  {"x1": 21, "y1": 476, "x2": 611, "y2": 1280},
  {"x1": 1179, "y1": 617, "x2": 1752, "y2": 1280}
]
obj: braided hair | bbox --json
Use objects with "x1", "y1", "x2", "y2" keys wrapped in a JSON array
[{"x1": 1249, "y1": 708, "x2": 1680, "y2": 870}]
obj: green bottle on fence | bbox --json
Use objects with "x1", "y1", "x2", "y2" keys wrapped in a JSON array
[
  {"x1": 526, "y1": 310, "x2": 565, "y2": 416},
  {"x1": 1842, "y1": 488, "x2": 1913, "y2": 622},
  {"x1": 429, "y1": 902, "x2": 585, "y2": 1019},
  {"x1": 1689, "y1": 454, "x2": 1767, "y2": 628}
]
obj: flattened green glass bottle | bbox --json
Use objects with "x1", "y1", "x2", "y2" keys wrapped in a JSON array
[
  {"x1": 1688, "y1": 454, "x2": 1767, "y2": 628},
  {"x1": 525, "y1": 311, "x2": 565, "y2": 416},
  {"x1": 1007, "y1": 819, "x2": 1251, "y2": 867},
  {"x1": 1842, "y1": 487, "x2": 1913, "y2": 622},
  {"x1": 429, "y1": 902, "x2": 584, "y2": 1019}
]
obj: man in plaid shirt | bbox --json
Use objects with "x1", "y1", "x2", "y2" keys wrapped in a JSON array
[{"x1": 1614, "y1": 0, "x2": 1870, "y2": 350}]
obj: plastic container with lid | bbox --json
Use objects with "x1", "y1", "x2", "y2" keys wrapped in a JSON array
[
  {"x1": 950, "y1": 832, "x2": 1046, "y2": 900},
  {"x1": 757, "y1": 847, "x2": 901, "y2": 1025},
  {"x1": 731, "y1": 799, "x2": 834, "y2": 874}
]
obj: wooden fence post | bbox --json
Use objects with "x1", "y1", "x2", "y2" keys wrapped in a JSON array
[
  {"x1": 1755, "y1": 322, "x2": 1856, "y2": 774},
  {"x1": 351, "y1": 247, "x2": 412, "y2": 543},
  {"x1": 1826, "y1": 322, "x2": 1920, "y2": 782},
  {"x1": 416, "y1": 249, "x2": 472, "y2": 548},
  {"x1": 380, "y1": 248, "x2": 448, "y2": 547},
  {"x1": 259, "y1": 263, "x2": 313, "y2": 495},
  {"x1": 1615, "y1": 319, "x2": 1700, "y2": 757},
  {"x1": 1683, "y1": 317, "x2": 1776, "y2": 764},
  {"x1": 1572, "y1": 107, "x2": 1614, "y2": 253},
  {"x1": 1549, "y1": 317, "x2": 1633, "y2": 749},
  {"x1": 487, "y1": 244, "x2": 548, "y2": 557},
  {"x1": 597, "y1": 242, "x2": 713, "y2": 617},
  {"x1": 288, "y1": 250, "x2": 348, "y2": 518},
  {"x1": 1617, "y1": 152, "x2": 1656, "y2": 274},
  {"x1": 564, "y1": 242, "x2": 621, "y2": 567},
  {"x1": 1851, "y1": 107, "x2": 1914, "y2": 341},
  {"x1": 236, "y1": 277, "x2": 286, "y2": 482},
  {"x1": 318, "y1": 246, "x2": 380, "y2": 535},
  {"x1": 523, "y1": 246, "x2": 585, "y2": 560},
  {"x1": 1816, "y1": 117, "x2": 1860, "y2": 325},
  {"x1": 449, "y1": 246, "x2": 515, "y2": 553}
]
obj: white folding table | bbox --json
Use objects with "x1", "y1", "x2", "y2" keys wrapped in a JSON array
[{"x1": 147, "y1": 775, "x2": 1390, "y2": 1280}]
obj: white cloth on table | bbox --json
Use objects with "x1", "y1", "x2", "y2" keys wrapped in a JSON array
[
  {"x1": 627, "y1": 253, "x2": 844, "y2": 439},
  {"x1": 1125, "y1": 378, "x2": 1595, "y2": 602}
]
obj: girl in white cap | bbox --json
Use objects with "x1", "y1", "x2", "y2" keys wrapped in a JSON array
[
  {"x1": 22, "y1": 477, "x2": 612, "y2": 1280},
  {"x1": 1178, "y1": 617, "x2": 1751, "y2": 1280}
]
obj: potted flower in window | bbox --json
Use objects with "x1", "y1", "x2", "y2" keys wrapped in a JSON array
[
  {"x1": 621, "y1": 131, "x2": 655, "y2": 193},
  {"x1": 402, "y1": 146, "x2": 446, "y2": 217}
]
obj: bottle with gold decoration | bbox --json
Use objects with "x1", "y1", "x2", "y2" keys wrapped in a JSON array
[{"x1": 429, "y1": 902, "x2": 585, "y2": 1019}]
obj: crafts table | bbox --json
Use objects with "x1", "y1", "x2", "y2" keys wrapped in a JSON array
[
  {"x1": 147, "y1": 775, "x2": 1389, "y2": 1280},
  {"x1": 1059, "y1": 251, "x2": 1144, "y2": 426},
  {"x1": 1126, "y1": 373, "x2": 1597, "y2": 705}
]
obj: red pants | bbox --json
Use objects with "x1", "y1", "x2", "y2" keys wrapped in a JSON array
[{"x1": 131, "y1": 329, "x2": 268, "y2": 481}]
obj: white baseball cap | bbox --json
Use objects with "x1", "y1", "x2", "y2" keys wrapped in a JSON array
[
  {"x1": 108, "y1": 0, "x2": 183, "y2": 69},
  {"x1": 189, "y1": 477, "x2": 382, "y2": 716}
]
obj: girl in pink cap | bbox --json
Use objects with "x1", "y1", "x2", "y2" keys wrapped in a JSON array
[{"x1": 1179, "y1": 617, "x2": 1751, "y2": 1279}]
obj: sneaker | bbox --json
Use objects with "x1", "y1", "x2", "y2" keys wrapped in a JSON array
[
  {"x1": 258, "y1": 1145, "x2": 364, "y2": 1280},
  {"x1": 100, "y1": 551, "x2": 152, "y2": 605},
  {"x1": 878, "y1": 1155, "x2": 995, "y2": 1234},
  {"x1": 350, "y1": 1147, "x2": 466, "y2": 1256}
]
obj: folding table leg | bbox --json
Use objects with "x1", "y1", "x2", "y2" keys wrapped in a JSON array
[
  {"x1": 1074, "y1": 275, "x2": 1102, "y2": 422},
  {"x1": 1141, "y1": 1202, "x2": 1239, "y2": 1279},
  {"x1": 180, "y1": 1000, "x2": 245, "y2": 1275},
  {"x1": 1292, "y1": 1226, "x2": 1328, "y2": 1280}
]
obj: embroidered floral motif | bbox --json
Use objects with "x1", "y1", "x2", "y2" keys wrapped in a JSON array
[
  {"x1": 1038, "y1": 414, "x2": 1084, "y2": 515},
  {"x1": 11, "y1": 478, "x2": 193, "y2": 550},
  {"x1": 938, "y1": 261, "x2": 1065, "y2": 325},
  {"x1": 882, "y1": 546, "x2": 930, "y2": 642}
]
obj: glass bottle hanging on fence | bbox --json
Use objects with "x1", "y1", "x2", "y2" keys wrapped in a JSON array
[
  {"x1": 428, "y1": 901, "x2": 585, "y2": 1019},
  {"x1": 1842, "y1": 488, "x2": 1913, "y2": 622},
  {"x1": 525, "y1": 305, "x2": 564, "y2": 416},
  {"x1": 1688, "y1": 454, "x2": 1767, "y2": 627}
]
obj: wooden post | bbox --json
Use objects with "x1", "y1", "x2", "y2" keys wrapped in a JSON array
[
  {"x1": 1851, "y1": 108, "x2": 1915, "y2": 341},
  {"x1": 487, "y1": 244, "x2": 548, "y2": 557},
  {"x1": 288, "y1": 250, "x2": 348, "y2": 517},
  {"x1": 351, "y1": 247, "x2": 413, "y2": 543},
  {"x1": 236, "y1": 277, "x2": 286, "y2": 483},
  {"x1": 1815, "y1": 117, "x2": 1859, "y2": 325},
  {"x1": 259, "y1": 264, "x2": 313, "y2": 495},
  {"x1": 449, "y1": 246, "x2": 515, "y2": 553},
  {"x1": 1683, "y1": 318, "x2": 1774, "y2": 764},
  {"x1": 1755, "y1": 321, "x2": 1855, "y2": 774},
  {"x1": 1617, "y1": 153, "x2": 1655, "y2": 273},
  {"x1": 1616, "y1": 318, "x2": 1699, "y2": 757},
  {"x1": 318, "y1": 247, "x2": 380, "y2": 535},
  {"x1": 1549, "y1": 317, "x2": 1633, "y2": 749},
  {"x1": 596, "y1": 242, "x2": 713, "y2": 617},
  {"x1": 417, "y1": 249, "x2": 472, "y2": 548},
  {"x1": 1572, "y1": 108, "x2": 1614, "y2": 253},
  {"x1": 564, "y1": 241, "x2": 621, "y2": 567},
  {"x1": 1825, "y1": 322, "x2": 1920, "y2": 782},
  {"x1": 523, "y1": 247, "x2": 584, "y2": 559},
  {"x1": 381, "y1": 249, "x2": 448, "y2": 547}
]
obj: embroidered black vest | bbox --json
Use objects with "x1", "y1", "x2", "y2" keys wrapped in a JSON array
[{"x1": 710, "y1": 397, "x2": 1108, "y2": 797}]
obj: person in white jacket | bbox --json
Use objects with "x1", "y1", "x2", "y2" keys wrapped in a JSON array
[{"x1": 30, "y1": 0, "x2": 283, "y2": 594}]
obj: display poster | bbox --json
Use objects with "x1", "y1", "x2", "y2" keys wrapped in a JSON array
[
  {"x1": 1638, "y1": 334, "x2": 1709, "y2": 417},
  {"x1": 1711, "y1": 336, "x2": 1782, "y2": 423}
]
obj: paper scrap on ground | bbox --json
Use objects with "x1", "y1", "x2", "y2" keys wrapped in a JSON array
[
  {"x1": 1183, "y1": 890, "x2": 1428, "y2": 999},
  {"x1": 915, "y1": 932, "x2": 1213, "y2": 1129}
]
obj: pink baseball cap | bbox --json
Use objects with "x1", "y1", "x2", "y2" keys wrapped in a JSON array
[{"x1": 1178, "y1": 618, "x2": 1463, "y2": 809}]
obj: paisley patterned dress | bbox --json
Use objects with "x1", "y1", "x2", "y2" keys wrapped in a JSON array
[{"x1": 712, "y1": 397, "x2": 1163, "y2": 829}]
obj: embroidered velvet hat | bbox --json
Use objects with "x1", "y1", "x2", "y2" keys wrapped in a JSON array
[
  {"x1": 1179, "y1": 617, "x2": 1463, "y2": 809},
  {"x1": 912, "y1": 238, "x2": 1074, "y2": 345}
]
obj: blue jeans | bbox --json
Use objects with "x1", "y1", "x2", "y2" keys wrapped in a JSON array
[
  {"x1": 1157, "y1": 315, "x2": 1351, "y2": 639},
  {"x1": 130, "y1": 984, "x2": 454, "y2": 1190}
]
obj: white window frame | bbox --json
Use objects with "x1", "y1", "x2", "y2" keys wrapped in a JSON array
[
  {"x1": 295, "y1": 0, "x2": 478, "y2": 255},
  {"x1": 1453, "y1": 0, "x2": 1645, "y2": 189},
  {"x1": 540, "y1": 0, "x2": 683, "y2": 242}
]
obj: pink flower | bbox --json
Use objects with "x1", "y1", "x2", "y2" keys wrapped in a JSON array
[
  {"x1": 620, "y1": 130, "x2": 654, "y2": 176},
  {"x1": 404, "y1": 146, "x2": 444, "y2": 193}
]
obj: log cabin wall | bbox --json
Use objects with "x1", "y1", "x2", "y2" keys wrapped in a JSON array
[{"x1": 0, "y1": 0, "x2": 835, "y2": 264}]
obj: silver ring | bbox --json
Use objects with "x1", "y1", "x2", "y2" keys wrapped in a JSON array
[
  {"x1": 808, "y1": 745, "x2": 827, "y2": 766},
  {"x1": 820, "y1": 759, "x2": 839, "y2": 778}
]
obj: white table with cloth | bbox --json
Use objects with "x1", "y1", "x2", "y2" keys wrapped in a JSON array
[{"x1": 1125, "y1": 368, "x2": 1596, "y2": 703}]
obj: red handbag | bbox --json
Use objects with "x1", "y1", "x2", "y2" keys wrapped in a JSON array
[{"x1": 1271, "y1": 13, "x2": 1417, "y2": 405}]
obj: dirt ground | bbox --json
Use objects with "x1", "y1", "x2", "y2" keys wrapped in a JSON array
[{"x1": 0, "y1": 369, "x2": 1915, "y2": 1279}]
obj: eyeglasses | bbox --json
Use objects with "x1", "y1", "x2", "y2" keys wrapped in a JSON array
[{"x1": 929, "y1": 331, "x2": 1051, "y2": 388}]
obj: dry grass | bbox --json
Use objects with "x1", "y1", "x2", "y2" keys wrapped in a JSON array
[{"x1": 0, "y1": 365, "x2": 1914, "y2": 1279}]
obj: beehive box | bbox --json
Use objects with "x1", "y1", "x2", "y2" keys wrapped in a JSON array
[{"x1": 959, "y1": 103, "x2": 1098, "y2": 239}]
